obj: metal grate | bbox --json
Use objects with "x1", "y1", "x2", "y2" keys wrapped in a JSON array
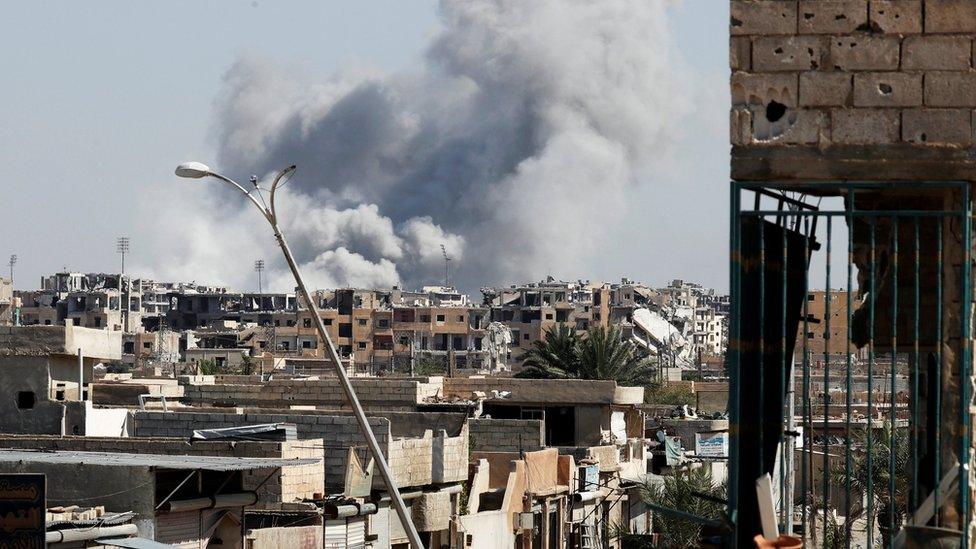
[{"x1": 728, "y1": 181, "x2": 973, "y2": 548}]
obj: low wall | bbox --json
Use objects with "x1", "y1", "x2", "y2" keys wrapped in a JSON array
[{"x1": 467, "y1": 418, "x2": 544, "y2": 453}]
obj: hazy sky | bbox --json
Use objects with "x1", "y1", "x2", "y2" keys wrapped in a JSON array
[{"x1": 0, "y1": 1, "x2": 730, "y2": 292}]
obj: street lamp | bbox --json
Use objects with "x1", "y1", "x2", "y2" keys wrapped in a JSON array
[{"x1": 174, "y1": 162, "x2": 424, "y2": 548}]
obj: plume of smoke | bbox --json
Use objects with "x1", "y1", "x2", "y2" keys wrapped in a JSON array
[{"x1": 153, "y1": 0, "x2": 690, "y2": 292}]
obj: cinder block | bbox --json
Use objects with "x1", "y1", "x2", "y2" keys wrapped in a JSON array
[
  {"x1": 925, "y1": 0, "x2": 976, "y2": 33},
  {"x1": 869, "y1": 0, "x2": 922, "y2": 34},
  {"x1": 753, "y1": 36, "x2": 827, "y2": 71},
  {"x1": 853, "y1": 72, "x2": 922, "y2": 106},
  {"x1": 830, "y1": 36, "x2": 900, "y2": 70},
  {"x1": 925, "y1": 72, "x2": 976, "y2": 107},
  {"x1": 901, "y1": 35, "x2": 972, "y2": 70},
  {"x1": 800, "y1": 71, "x2": 853, "y2": 106},
  {"x1": 798, "y1": 1, "x2": 868, "y2": 34},
  {"x1": 831, "y1": 108, "x2": 900, "y2": 143},
  {"x1": 731, "y1": 72, "x2": 798, "y2": 107},
  {"x1": 902, "y1": 108, "x2": 972, "y2": 144}
]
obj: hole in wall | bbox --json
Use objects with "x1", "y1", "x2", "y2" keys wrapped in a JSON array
[
  {"x1": 766, "y1": 101, "x2": 788, "y2": 123},
  {"x1": 878, "y1": 83, "x2": 893, "y2": 95}
]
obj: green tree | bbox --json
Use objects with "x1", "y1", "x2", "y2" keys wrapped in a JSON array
[
  {"x1": 575, "y1": 325, "x2": 654, "y2": 386},
  {"x1": 638, "y1": 466, "x2": 725, "y2": 548},
  {"x1": 829, "y1": 422, "x2": 909, "y2": 548},
  {"x1": 515, "y1": 324, "x2": 579, "y2": 379},
  {"x1": 196, "y1": 359, "x2": 220, "y2": 375},
  {"x1": 516, "y1": 325, "x2": 653, "y2": 386}
]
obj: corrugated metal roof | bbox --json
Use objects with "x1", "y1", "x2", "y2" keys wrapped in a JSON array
[{"x1": 0, "y1": 449, "x2": 318, "y2": 471}]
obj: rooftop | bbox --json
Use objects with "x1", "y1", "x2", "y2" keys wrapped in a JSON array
[{"x1": 0, "y1": 449, "x2": 318, "y2": 471}]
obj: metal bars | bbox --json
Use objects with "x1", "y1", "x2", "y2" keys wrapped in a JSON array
[{"x1": 728, "y1": 180, "x2": 973, "y2": 548}]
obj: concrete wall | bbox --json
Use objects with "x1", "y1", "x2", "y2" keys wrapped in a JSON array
[
  {"x1": 0, "y1": 356, "x2": 65, "y2": 435},
  {"x1": 0, "y1": 435, "x2": 324, "y2": 503},
  {"x1": 467, "y1": 418, "x2": 544, "y2": 453},
  {"x1": 0, "y1": 461, "x2": 156, "y2": 516},
  {"x1": 444, "y1": 377, "x2": 641, "y2": 405},
  {"x1": 458, "y1": 510, "x2": 515, "y2": 549},
  {"x1": 246, "y1": 525, "x2": 322, "y2": 549}
]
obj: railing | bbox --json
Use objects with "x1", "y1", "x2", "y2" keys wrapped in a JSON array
[{"x1": 728, "y1": 181, "x2": 973, "y2": 548}]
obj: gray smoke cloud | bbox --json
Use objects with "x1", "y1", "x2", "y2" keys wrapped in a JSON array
[{"x1": 155, "y1": 0, "x2": 691, "y2": 292}]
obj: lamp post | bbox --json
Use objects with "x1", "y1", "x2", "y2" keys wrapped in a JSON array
[{"x1": 174, "y1": 162, "x2": 423, "y2": 548}]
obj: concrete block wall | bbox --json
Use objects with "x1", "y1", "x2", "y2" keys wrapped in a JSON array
[
  {"x1": 731, "y1": 0, "x2": 976, "y2": 147},
  {"x1": 133, "y1": 410, "x2": 391, "y2": 492},
  {"x1": 467, "y1": 418, "x2": 544, "y2": 453},
  {"x1": 180, "y1": 378, "x2": 425, "y2": 411},
  {"x1": 444, "y1": 377, "x2": 619, "y2": 404}
]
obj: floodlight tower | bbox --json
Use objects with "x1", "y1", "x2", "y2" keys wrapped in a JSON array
[
  {"x1": 440, "y1": 244, "x2": 452, "y2": 288},
  {"x1": 254, "y1": 259, "x2": 265, "y2": 295},
  {"x1": 117, "y1": 237, "x2": 130, "y2": 276},
  {"x1": 7, "y1": 255, "x2": 17, "y2": 285}
]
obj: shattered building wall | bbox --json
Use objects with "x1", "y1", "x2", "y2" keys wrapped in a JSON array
[{"x1": 731, "y1": 0, "x2": 976, "y2": 539}]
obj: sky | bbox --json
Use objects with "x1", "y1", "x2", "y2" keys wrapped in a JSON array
[{"x1": 0, "y1": 1, "x2": 730, "y2": 293}]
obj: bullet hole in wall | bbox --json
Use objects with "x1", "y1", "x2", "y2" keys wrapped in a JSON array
[{"x1": 766, "y1": 101, "x2": 787, "y2": 123}]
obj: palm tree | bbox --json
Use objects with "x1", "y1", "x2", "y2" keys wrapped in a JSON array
[
  {"x1": 576, "y1": 325, "x2": 655, "y2": 386},
  {"x1": 515, "y1": 324, "x2": 579, "y2": 379},
  {"x1": 515, "y1": 325, "x2": 653, "y2": 386},
  {"x1": 829, "y1": 422, "x2": 909, "y2": 548},
  {"x1": 639, "y1": 466, "x2": 726, "y2": 548}
]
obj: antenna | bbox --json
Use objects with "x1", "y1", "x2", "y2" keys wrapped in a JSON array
[
  {"x1": 7, "y1": 255, "x2": 17, "y2": 285},
  {"x1": 116, "y1": 236, "x2": 130, "y2": 277},
  {"x1": 254, "y1": 259, "x2": 265, "y2": 295},
  {"x1": 440, "y1": 244, "x2": 452, "y2": 288}
]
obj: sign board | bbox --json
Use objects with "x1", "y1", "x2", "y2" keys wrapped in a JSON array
[
  {"x1": 695, "y1": 432, "x2": 729, "y2": 458},
  {"x1": 0, "y1": 473, "x2": 45, "y2": 549}
]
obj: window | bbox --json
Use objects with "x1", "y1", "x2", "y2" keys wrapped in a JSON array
[
  {"x1": 545, "y1": 313, "x2": 553, "y2": 320},
  {"x1": 17, "y1": 391, "x2": 35, "y2": 409},
  {"x1": 302, "y1": 340, "x2": 313, "y2": 349},
  {"x1": 339, "y1": 323, "x2": 352, "y2": 337},
  {"x1": 357, "y1": 341, "x2": 367, "y2": 350},
  {"x1": 523, "y1": 333, "x2": 530, "y2": 340},
  {"x1": 303, "y1": 318, "x2": 311, "y2": 328},
  {"x1": 358, "y1": 319, "x2": 367, "y2": 326},
  {"x1": 287, "y1": 320, "x2": 295, "y2": 327},
  {"x1": 123, "y1": 342, "x2": 135, "y2": 354},
  {"x1": 457, "y1": 315, "x2": 464, "y2": 322},
  {"x1": 324, "y1": 318, "x2": 333, "y2": 326},
  {"x1": 377, "y1": 318, "x2": 390, "y2": 328},
  {"x1": 436, "y1": 314, "x2": 445, "y2": 322},
  {"x1": 143, "y1": 342, "x2": 152, "y2": 349}
]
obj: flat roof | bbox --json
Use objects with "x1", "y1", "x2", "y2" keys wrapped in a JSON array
[{"x1": 0, "y1": 449, "x2": 318, "y2": 471}]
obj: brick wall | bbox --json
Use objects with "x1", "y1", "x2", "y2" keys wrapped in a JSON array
[
  {"x1": 732, "y1": 0, "x2": 976, "y2": 148},
  {"x1": 467, "y1": 418, "x2": 544, "y2": 453}
]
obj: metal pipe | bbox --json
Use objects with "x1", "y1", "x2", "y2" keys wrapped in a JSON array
[
  {"x1": 46, "y1": 524, "x2": 138, "y2": 543},
  {"x1": 164, "y1": 491, "x2": 257, "y2": 512},
  {"x1": 324, "y1": 502, "x2": 378, "y2": 519}
]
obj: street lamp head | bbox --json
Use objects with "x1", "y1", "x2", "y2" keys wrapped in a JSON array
[{"x1": 175, "y1": 162, "x2": 212, "y2": 179}]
